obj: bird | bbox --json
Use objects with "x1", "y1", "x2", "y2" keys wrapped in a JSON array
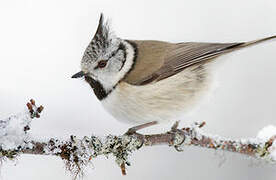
[{"x1": 72, "y1": 13, "x2": 276, "y2": 125}]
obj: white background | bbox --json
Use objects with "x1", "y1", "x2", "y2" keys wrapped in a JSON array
[{"x1": 0, "y1": 0, "x2": 276, "y2": 179}]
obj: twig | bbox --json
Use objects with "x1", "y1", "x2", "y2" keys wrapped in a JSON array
[{"x1": 0, "y1": 100, "x2": 276, "y2": 178}]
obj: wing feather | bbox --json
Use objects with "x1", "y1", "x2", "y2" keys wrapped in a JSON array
[
  {"x1": 127, "y1": 41, "x2": 243, "y2": 85},
  {"x1": 124, "y1": 36, "x2": 276, "y2": 86}
]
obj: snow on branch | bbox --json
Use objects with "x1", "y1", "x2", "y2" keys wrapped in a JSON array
[{"x1": 1, "y1": 100, "x2": 276, "y2": 178}]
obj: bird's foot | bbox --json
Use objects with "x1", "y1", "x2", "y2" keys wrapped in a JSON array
[
  {"x1": 171, "y1": 120, "x2": 180, "y2": 131},
  {"x1": 125, "y1": 121, "x2": 158, "y2": 135},
  {"x1": 168, "y1": 121, "x2": 186, "y2": 152},
  {"x1": 121, "y1": 121, "x2": 157, "y2": 175}
]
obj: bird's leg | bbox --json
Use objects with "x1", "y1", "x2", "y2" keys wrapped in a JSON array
[
  {"x1": 171, "y1": 121, "x2": 180, "y2": 131},
  {"x1": 121, "y1": 121, "x2": 158, "y2": 175},
  {"x1": 125, "y1": 121, "x2": 158, "y2": 135}
]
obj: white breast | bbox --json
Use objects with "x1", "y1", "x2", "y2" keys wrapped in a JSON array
[{"x1": 101, "y1": 63, "x2": 213, "y2": 124}]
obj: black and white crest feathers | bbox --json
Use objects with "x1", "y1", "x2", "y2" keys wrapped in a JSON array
[
  {"x1": 82, "y1": 14, "x2": 117, "y2": 62},
  {"x1": 93, "y1": 13, "x2": 112, "y2": 50}
]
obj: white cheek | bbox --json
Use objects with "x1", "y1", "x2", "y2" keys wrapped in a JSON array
[
  {"x1": 110, "y1": 59, "x2": 122, "y2": 71},
  {"x1": 94, "y1": 40, "x2": 135, "y2": 91}
]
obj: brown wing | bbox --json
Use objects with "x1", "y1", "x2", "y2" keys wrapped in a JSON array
[
  {"x1": 123, "y1": 40, "x2": 244, "y2": 85},
  {"x1": 148, "y1": 42, "x2": 245, "y2": 83},
  {"x1": 123, "y1": 36, "x2": 276, "y2": 85},
  {"x1": 123, "y1": 40, "x2": 173, "y2": 85}
]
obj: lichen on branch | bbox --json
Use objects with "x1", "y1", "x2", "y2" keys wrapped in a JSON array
[{"x1": 0, "y1": 100, "x2": 276, "y2": 178}]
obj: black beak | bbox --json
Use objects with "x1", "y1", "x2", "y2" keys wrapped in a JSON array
[{"x1": 71, "y1": 71, "x2": 85, "y2": 78}]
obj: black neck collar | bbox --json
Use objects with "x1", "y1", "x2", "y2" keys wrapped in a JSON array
[{"x1": 84, "y1": 76, "x2": 111, "y2": 100}]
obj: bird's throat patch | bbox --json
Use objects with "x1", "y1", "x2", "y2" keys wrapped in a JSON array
[{"x1": 84, "y1": 76, "x2": 110, "y2": 100}]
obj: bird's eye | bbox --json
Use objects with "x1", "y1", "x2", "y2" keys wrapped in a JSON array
[{"x1": 97, "y1": 60, "x2": 107, "y2": 68}]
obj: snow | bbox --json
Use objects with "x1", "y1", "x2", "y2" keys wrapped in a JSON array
[
  {"x1": 269, "y1": 142, "x2": 276, "y2": 161},
  {"x1": 257, "y1": 125, "x2": 276, "y2": 161},
  {"x1": 257, "y1": 125, "x2": 276, "y2": 142},
  {"x1": 0, "y1": 110, "x2": 32, "y2": 151}
]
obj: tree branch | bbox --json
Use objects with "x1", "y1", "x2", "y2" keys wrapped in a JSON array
[{"x1": 1, "y1": 100, "x2": 276, "y2": 178}]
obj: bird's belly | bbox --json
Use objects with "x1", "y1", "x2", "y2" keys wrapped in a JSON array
[{"x1": 101, "y1": 64, "x2": 212, "y2": 124}]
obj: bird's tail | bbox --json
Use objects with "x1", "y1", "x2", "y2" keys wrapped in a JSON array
[{"x1": 240, "y1": 35, "x2": 276, "y2": 48}]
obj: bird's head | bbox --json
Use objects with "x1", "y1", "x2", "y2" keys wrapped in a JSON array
[{"x1": 72, "y1": 14, "x2": 135, "y2": 94}]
